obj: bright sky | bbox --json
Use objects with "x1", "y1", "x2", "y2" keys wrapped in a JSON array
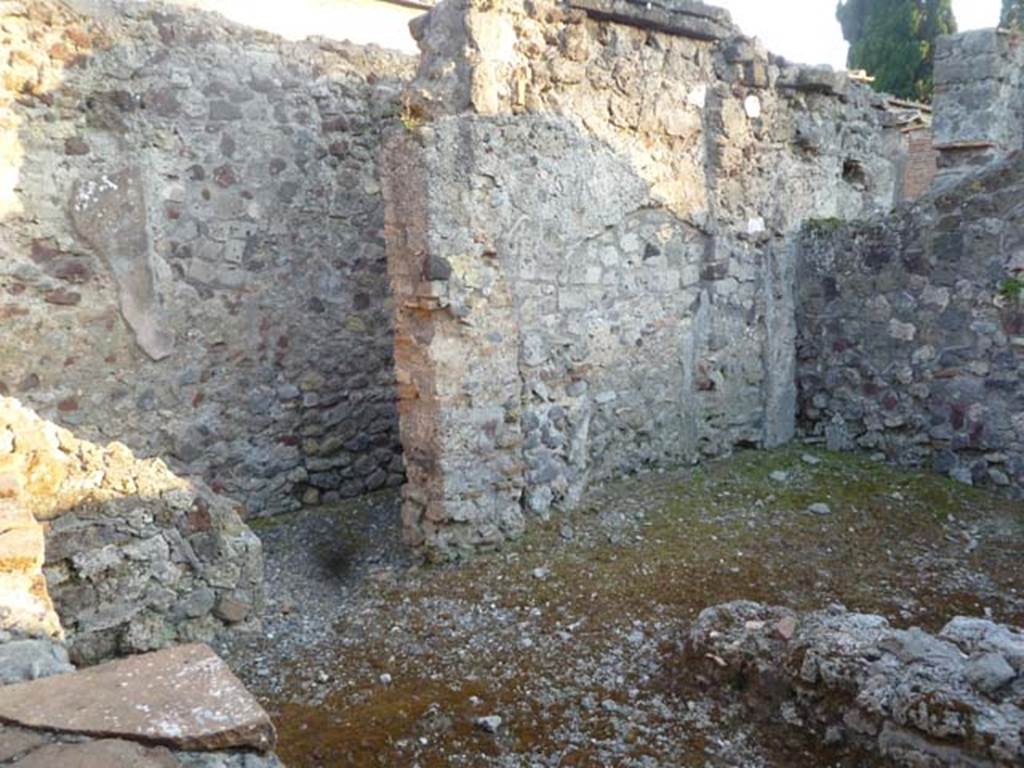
[
  {"x1": 719, "y1": 0, "x2": 1002, "y2": 69},
  {"x1": 113, "y1": 0, "x2": 1005, "y2": 62}
]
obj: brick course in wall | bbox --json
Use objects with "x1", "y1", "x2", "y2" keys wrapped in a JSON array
[{"x1": 901, "y1": 128, "x2": 939, "y2": 201}]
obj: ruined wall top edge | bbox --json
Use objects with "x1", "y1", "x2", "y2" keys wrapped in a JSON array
[
  {"x1": 405, "y1": 0, "x2": 892, "y2": 125},
  {"x1": 57, "y1": 0, "x2": 428, "y2": 57}
]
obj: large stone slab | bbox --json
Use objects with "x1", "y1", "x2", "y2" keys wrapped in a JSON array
[{"x1": 0, "y1": 644, "x2": 275, "y2": 752}]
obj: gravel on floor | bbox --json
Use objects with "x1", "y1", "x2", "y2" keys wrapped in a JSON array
[{"x1": 217, "y1": 446, "x2": 1024, "y2": 767}]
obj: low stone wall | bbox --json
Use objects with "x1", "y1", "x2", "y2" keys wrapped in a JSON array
[
  {"x1": 384, "y1": 0, "x2": 907, "y2": 557},
  {"x1": 1, "y1": 397, "x2": 263, "y2": 665},
  {"x1": 687, "y1": 601, "x2": 1024, "y2": 767},
  {"x1": 797, "y1": 154, "x2": 1024, "y2": 497},
  {"x1": 0, "y1": 0, "x2": 409, "y2": 516}
]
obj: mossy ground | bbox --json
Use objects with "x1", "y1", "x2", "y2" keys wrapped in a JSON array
[{"x1": 236, "y1": 447, "x2": 1024, "y2": 767}]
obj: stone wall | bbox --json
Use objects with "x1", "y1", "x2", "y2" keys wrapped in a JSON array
[
  {"x1": 1, "y1": 397, "x2": 264, "y2": 665},
  {"x1": 797, "y1": 154, "x2": 1024, "y2": 497},
  {"x1": 383, "y1": 0, "x2": 908, "y2": 557},
  {"x1": 0, "y1": 0, "x2": 410, "y2": 517},
  {"x1": 932, "y1": 27, "x2": 1024, "y2": 184}
]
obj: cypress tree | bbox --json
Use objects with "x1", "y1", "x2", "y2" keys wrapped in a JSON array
[
  {"x1": 1003, "y1": 0, "x2": 1024, "y2": 29},
  {"x1": 836, "y1": 0, "x2": 957, "y2": 102}
]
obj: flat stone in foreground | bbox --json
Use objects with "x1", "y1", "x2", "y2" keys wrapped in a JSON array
[{"x1": 0, "y1": 644, "x2": 275, "y2": 752}]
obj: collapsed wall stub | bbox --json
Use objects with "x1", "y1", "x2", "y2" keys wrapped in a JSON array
[
  {"x1": 932, "y1": 27, "x2": 1024, "y2": 185},
  {"x1": 383, "y1": 0, "x2": 910, "y2": 558},
  {"x1": 1, "y1": 0, "x2": 409, "y2": 517},
  {"x1": 1, "y1": 396, "x2": 263, "y2": 666},
  {"x1": 688, "y1": 602, "x2": 1024, "y2": 767}
]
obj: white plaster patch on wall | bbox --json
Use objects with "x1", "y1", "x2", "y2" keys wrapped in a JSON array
[
  {"x1": 72, "y1": 175, "x2": 119, "y2": 213},
  {"x1": 744, "y1": 94, "x2": 761, "y2": 119},
  {"x1": 687, "y1": 84, "x2": 708, "y2": 109}
]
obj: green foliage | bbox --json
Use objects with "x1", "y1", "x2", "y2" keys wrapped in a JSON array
[
  {"x1": 399, "y1": 97, "x2": 426, "y2": 133},
  {"x1": 1000, "y1": 277, "x2": 1024, "y2": 302},
  {"x1": 400, "y1": 112, "x2": 423, "y2": 132},
  {"x1": 836, "y1": 0, "x2": 957, "y2": 102},
  {"x1": 1003, "y1": 0, "x2": 1024, "y2": 29}
]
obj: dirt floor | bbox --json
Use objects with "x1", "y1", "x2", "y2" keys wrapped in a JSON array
[{"x1": 216, "y1": 446, "x2": 1024, "y2": 767}]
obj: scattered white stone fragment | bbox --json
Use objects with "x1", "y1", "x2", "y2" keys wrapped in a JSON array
[
  {"x1": 808, "y1": 503, "x2": 832, "y2": 516},
  {"x1": 775, "y1": 616, "x2": 798, "y2": 640},
  {"x1": 746, "y1": 216, "x2": 766, "y2": 235},
  {"x1": 801, "y1": 454, "x2": 822, "y2": 466},
  {"x1": 769, "y1": 470, "x2": 789, "y2": 483},
  {"x1": 531, "y1": 567, "x2": 549, "y2": 580},
  {"x1": 989, "y1": 468, "x2": 1011, "y2": 486},
  {"x1": 888, "y1": 319, "x2": 917, "y2": 341},
  {"x1": 379, "y1": 673, "x2": 392, "y2": 686},
  {"x1": 476, "y1": 715, "x2": 502, "y2": 733}
]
